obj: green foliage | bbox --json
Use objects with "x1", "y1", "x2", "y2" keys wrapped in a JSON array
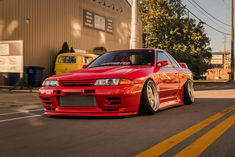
[
  {"x1": 58, "y1": 42, "x2": 75, "y2": 54},
  {"x1": 139, "y1": 0, "x2": 212, "y2": 75},
  {"x1": 70, "y1": 47, "x2": 75, "y2": 53},
  {"x1": 62, "y1": 42, "x2": 70, "y2": 52}
]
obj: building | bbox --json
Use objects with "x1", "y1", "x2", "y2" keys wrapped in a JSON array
[
  {"x1": 207, "y1": 51, "x2": 230, "y2": 80},
  {"x1": 0, "y1": 0, "x2": 143, "y2": 84},
  {"x1": 207, "y1": 69, "x2": 231, "y2": 80}
]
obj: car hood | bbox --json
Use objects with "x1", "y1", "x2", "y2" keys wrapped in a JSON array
[{"x1": 48, "y1": 66, "x2": 154, "y2": 81}]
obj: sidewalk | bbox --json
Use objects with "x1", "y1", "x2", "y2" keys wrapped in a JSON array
[
  {"x1": 0, "y1": 92, "x2": 42, "y2": 108},
  {"x1": 0, "y1": 86, "x2": 41, "y2": 109},
  {"x1": 0, "y1": 86, "x2": 39, "y2": 93},
  {"x1": 193, "y1": 80, "x2": 231, "y2": 88}
]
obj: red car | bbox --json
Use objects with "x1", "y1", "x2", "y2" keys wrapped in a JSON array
[{"x1": 39, "y1": 49, "x2": 194, "y2": 116}]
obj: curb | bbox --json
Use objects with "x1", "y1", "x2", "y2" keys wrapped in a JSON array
[
  {"x1": 9, "y1": 90, "x2": 39, "y2": 93},
  {"x1": 0, "y1": 87, "x2": 39, "y2": 93}
]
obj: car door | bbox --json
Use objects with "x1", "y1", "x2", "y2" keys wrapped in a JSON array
[
  {"x1": 165, "y1": 51, "x2": 181, "y2": 91},
  {"x1": 156, "y1": 51, "x2": 180, "y2": 102}
]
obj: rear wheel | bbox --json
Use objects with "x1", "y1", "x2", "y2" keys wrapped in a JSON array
[
  {"x1": 183, "y1": 80, "x2": 194, "y2": 104},
  {"x1": 138, "y1": 79, "x2": 159, "y2": 115}
]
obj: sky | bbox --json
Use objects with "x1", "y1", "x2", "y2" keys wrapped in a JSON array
[
  {"x1": 182, "y1": 0, "x2": 231, "y2": 52},
  {"x1": 128, "y1": 0, "x2": 232, "y2": 52}
]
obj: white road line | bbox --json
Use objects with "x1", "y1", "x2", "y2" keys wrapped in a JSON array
[
  {"x1": 0, "y1": 114, "x2": 42, "y2": 123},
  {"x1": 0, "y1": 109, "x2": 44, "y2": 116}
]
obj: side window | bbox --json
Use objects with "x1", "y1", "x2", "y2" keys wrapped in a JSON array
[
  {"x1": 157, "y1": 51, "x2": 173, "y2": 67},
  {"x1": 165, "y1": 52, "x2": 180, "y2": 68},
  {"x1": 83, "y1": 56, "x2": 94, "y2": 64}
]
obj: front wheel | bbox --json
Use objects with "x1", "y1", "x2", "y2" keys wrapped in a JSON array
[
  {"x1": 183, "y1": 80, "x2": 195, "y2": 104},
  {"x1": 138, "y1": 79, "x2": 159, "y2": 115}
]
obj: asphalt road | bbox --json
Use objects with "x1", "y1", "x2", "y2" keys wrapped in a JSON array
[{"x1": 0, "y1": 84, "x2": 235, "y2": 157}]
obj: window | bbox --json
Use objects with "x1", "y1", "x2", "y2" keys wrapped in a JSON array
[
  {"x1": 165, "y1": 52, "x2": 180, "y2": 68},
  {"x1": 157, "y1": 51, "x2": 173, "y2": 67},
  {"x1": 83, "y1": 56, "x2": 94, "y2": 64},
  {"x1": 58, "y1": 56, "x2": 76, "y2": 63}
]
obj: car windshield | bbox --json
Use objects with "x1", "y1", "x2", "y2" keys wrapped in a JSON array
[{"x1": 87, "y1": 50, "x2": 155, "y2": 68}]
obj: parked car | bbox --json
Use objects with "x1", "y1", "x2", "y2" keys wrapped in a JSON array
[
  {"x1": 193, "y1": 73, "x2": 207, "y2": 80},
  {"x1": 39, "y1": 49, "x2": 194, "y2": 116},
  {"x1": 54, "y1": 53, "x2": 98, "y2": 75}
]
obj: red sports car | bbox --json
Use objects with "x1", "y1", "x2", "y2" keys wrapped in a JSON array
[{"x1": 39, "y1": 49, "x2": 194, "y2": 116}]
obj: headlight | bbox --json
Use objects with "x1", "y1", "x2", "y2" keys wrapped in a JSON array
[
  {"x1": 42, "y1": 80, "x2": 59, "y2": 87},
  {"x1": 94, "y1": 78, "x2": 133, "y2": 86}
]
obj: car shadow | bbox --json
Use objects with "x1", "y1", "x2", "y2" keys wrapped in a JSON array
[
  {"x1": 41, "y1": 97, "x2": 235, "y2": 120},
  {"x1": 42, "y1": 114, "x2": 137, "y2": 120}
]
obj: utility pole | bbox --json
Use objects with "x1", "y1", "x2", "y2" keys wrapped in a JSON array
[
  {"x1": 224, "y1": 34, "x2": 226, "y2": 69},
  {"x1": 130, "y1": 0, "x2": 139, "y2": 49},
  {"x1": 224, "y1": 34, "x2": 227, "y2": 51},
  {"x1": 231, "y1": 0, "x2": 235, "y2": 81}
]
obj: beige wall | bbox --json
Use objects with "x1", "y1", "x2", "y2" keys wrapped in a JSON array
[{"x1": 0, "y1": 0, "x2": 142, "y2": 81}]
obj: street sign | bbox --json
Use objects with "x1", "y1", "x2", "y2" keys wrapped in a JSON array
[
  {"x1": 0, "y1": 44, "x2": 9, "y2": 56},
  {"x1": 0, "y1": 40, "x2": 23, "y2": 73},
  {"x1": 211, "y1": 54, "x2": 223, "y2": 65},
  {"x1": 83, "y1": 9, "x2": 113, "y2": 34}
]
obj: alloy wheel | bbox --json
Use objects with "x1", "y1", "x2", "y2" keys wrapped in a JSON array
[
  {"x1": 147, "y1": 81, "x2": 159, "y2": 111},
  {"x1": 188, "y1": 81, "x2": 195, "y2": 102}
]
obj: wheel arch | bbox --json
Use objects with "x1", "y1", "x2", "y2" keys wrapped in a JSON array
[
  {"x1": 138, "y1": 78, "x2": 159, "y2": 114},
  {"x1": 179, "y1": 78, "x2": 189, "y2": 99},
  {"x1": 179, "y1": 79, "x2": 194, "y2": 103}
]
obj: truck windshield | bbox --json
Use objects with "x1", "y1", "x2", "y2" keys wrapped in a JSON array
[{"x1": 87, "y1": 50, "x2": 155, "y2": 68}]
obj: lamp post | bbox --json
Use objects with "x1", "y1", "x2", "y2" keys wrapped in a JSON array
[{"x1": 231, "y1": 0, "x2": 234, "y2": 81}]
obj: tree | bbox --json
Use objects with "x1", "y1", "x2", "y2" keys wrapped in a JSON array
[
  {"x1": 58, "y1": 42, "x2": 75, "y2": 54},
  {"x1": 139, "y1": 0, "x2": 212, "y2": 75},
  {"x1": 70, "y1": 47, "x2": 75, "y2": 52}
]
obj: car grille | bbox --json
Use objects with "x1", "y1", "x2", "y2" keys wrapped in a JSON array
[
  {"x1": 59, "y1": 79, "x2": 95, "y2": 87},
  {"x1": 59, "y1": 94, "x2": 97, "y2": 107}
]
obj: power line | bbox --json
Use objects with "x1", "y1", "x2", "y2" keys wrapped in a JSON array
[
  {"x1": 191, "y1": 0, "x2": 231, "y2": 27},
  {"x1": 187, "y1": 0, "x2": 230, "y2": 33},
  {"x1": 215, "y1": 0, "x2": 229, "y2": 9},
  {"x1": 206, "y1": 23, "x2": 230, "y2": 35},
  {"x1": 176, "y1": 0, "x2": 231, "y2": 35}
]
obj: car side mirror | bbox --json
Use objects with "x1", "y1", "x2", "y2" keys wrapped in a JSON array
[
  {"x1": 178, "y1": 63, "x2": 188, "y2": 69},
  {"x1": 82, "y1": 64, "x2": 87, "y2": 69},
  {"x1": 157, "y1": 60, "x2": 168, "y2": 68}
]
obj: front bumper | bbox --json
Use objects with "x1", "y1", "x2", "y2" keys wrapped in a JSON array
[{"x1": 39, "y1": 84, "x2": 143, "y2": 116}]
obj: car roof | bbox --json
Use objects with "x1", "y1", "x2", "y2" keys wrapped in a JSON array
[{"x1": 108, "y1": 48, "x2": 165, "y2": 53}]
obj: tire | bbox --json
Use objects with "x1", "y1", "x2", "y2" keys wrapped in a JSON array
[
  {"x1": 183, "y1": 80, "x2": 195, "y2": 104},
  {"x1": 138, "y1": 79, "x2": 159, "y2": 115}
]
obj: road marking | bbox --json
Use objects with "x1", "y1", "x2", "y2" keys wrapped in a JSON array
[
  {"x1": 174, "y1": 114, "x2": 235, "y2": 157},
  {"x1": 0, "y1": 109, "x2": 43, "y2": 116},
  {"x1": 135, "y1": 105, "x2": 235, "y2": 157},
  {"x1": 0, "y1": 114, "x2": 42, "y2": 123}
]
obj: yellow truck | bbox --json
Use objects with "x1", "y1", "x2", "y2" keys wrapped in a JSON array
[{"x1": 55, "y1": 53, "x2": 98, "y2": 75}]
